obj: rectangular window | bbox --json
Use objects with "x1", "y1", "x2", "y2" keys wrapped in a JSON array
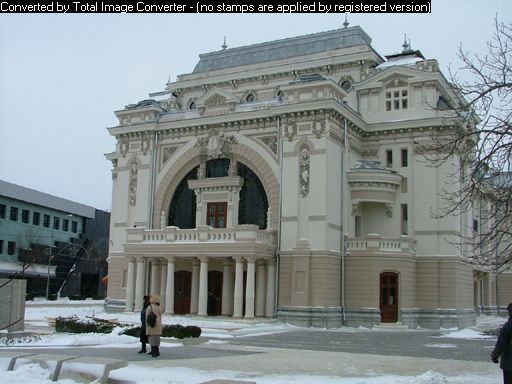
[
  {"x1": 43, "y1": 214, "x2": 50, "y2": 228},
  {"x1": 22, "y1": 209, "x2": 30, "y2": 224},
  {"x1": 386, "y1": 150, "x2": 393, "y2": 168},
  {"x1": 401, "y1": 178, "x2": 408, "y2": 193},
  {"x1": 33, "y1": 211, "x2": 40, "y2": 226},
  {"x1": 401, "y1": 149, "x2": 408, "y2": 167},
  {"x1": 53, "y1": 217, "x2": 60, "y2": 230},
  {"x1": 0, "y1": 204, "x2": 5, "y2": 219},
  {"x1": 10, "y1": 207, "x2": 18, "y2": 221},
  {"x1": 473, "y1": 219, "x2": 479, "y2": 232},
  {"x1": 401, "y1": 204, "x2": 408, "y2": 235},
  {"x1": 7, "y1": 241, "x2": 16, "y2": 256},
  {"x1": 63, "y1": 219, "x2": 69, "y2": 232},
  {"x1": 0, "y1": 240, "x2": 3, "y2": 254},
  {"x1": 71, "y1": 221, "x2": 78, "y2": 233},
  {"x1": 385, "y1": 88, "x2": 408, "y2": 111}
]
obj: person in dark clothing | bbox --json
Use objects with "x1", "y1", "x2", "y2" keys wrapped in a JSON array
[
  {"x1": 138, "y1": 295, "x2": 150, "y2": 353},
  {"x1": 491, "y1": 303, "x2": 512, "y2": 384}
]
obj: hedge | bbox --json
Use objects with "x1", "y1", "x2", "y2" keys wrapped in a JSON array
[{"x1": 55, "y1": 316, "x2": 201, "y2": 339}]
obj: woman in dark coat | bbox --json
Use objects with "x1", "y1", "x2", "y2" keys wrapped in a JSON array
[
  {"x1": 492, "y1": 303, "x2": 512, "y2": 384},
  {"x1": 138, "y1": 295, "x2": 150, "y2": 353}
]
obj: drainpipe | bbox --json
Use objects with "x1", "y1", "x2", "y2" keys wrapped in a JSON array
[
  {"x1": 340, "y1": 118, "x2": 348, "y2": 324},
  {"x1": 275, "y1": 114, "x2": 283, "y2": 317},
  {"x1": 148, "y1": 131, "x2": 159, "y2": 229}
]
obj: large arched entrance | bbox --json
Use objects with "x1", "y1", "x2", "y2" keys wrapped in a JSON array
[{"x1": 168, "y1": 159, "x2": 268, "y2": 229}]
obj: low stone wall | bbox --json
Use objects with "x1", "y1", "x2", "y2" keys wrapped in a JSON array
[{"x1": 0, "y1": 279, "x2": 26, "y2": 332}]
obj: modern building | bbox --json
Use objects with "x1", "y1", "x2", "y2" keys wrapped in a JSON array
[
  {"x1": 0, "y1": 179, "x2": 110, "y2": 299},
  {"x1": 104, "y1": 24, "x2": 511, "y2": 328}
]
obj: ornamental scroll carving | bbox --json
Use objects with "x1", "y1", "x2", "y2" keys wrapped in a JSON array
[
  {"x1": 299, "y1": 145, "x2": 310, "y2": 197},
  {"x1": 129, "y1": 161, "x2": 138, "y2": 206},
  {"x1": 196, "y1": 128, "x2": 237, "y2": 161}
]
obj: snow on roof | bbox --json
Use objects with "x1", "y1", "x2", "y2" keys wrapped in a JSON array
[{"x1": 376, "y1": 55, "x2": 423, "y2": 69}]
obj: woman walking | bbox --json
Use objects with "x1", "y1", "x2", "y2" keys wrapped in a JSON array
[{"x1": 145, "y1": 293, "x2": 163, "y2": 357}]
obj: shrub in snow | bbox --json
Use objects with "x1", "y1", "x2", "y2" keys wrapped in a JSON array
[
  {"x1": 121, "y1": 324, "x2": 202, "y2": 339},
  {"x1": 55, "y1": 316, "x2": 117, "y2": 334}
]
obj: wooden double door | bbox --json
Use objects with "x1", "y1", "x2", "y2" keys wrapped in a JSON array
[{"x1": 173, "y1": 270, "x2": 223, "y2": 316}]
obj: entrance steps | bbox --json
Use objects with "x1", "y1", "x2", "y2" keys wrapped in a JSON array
[{"x1": 373, "y1": 322, "x2": 409, "y2": 331}]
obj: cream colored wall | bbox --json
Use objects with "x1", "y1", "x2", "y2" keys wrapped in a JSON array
[{"x1": 344, "y1": 256, "x2": 416, "y2": 310}]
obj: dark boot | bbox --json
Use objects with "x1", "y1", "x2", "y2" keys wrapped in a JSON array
[
  {"x1": 155, "y1": 346, "x2": 160, "y2": 357},
  {"x1": 150, "y1": 346, "x2": 158, "y2": 357},
  {"x1": 138, "y1": 342, "x2": 147, "y2": 353}
]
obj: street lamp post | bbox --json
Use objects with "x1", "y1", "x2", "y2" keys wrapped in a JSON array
[{"x1": 45, "y1": 246, "x2": 54, "y2": 300}]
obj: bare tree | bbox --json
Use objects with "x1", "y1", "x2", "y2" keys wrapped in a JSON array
[{"x1": 430, "y1": 18, "x2": 512, "y2": 271}]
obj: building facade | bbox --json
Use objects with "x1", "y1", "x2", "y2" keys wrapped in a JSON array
[
  {"x1": 0, "y1": 179, "x2": 110, "y2": 299},
  {"x1": 105, "y1": 25, "x2": 510, "y2": 328}
]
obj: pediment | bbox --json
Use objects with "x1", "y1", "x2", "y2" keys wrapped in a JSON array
[
  {"x1": 355, "y1": 66, "x2": 428, "y2": 92},
  {"x1": 195, "y1": 88, "x2": 237, "y2": 108}
]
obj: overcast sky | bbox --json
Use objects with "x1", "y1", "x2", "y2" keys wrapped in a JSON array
[{"x1": 1, "y1": 1, "x2": 510, "y2": 212}]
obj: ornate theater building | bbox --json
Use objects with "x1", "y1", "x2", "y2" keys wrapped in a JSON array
[{"x1": 104, "y1": 24, "x2": 510, "y2": 329}]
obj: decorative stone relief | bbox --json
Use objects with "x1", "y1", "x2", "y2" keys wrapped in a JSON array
[
  {"x1": 260, "y1": 135, "x2": 278, "y2": 155},
  {"x1": 111, "y1": 159, "x2": 118, "y2": 180},
  {"x1": 196, "y1": 128, "x2": 237, "y2": 160},
  {"x1": 161, "y1": 146, "x2": 178, "y2": 166},
  {"x1": 385, "y1": 203, "x2": 393, "y2": 218},
  {"x1": 228, "y1": 159, "x2": 238, "y2": 176},
  {"x1": 141, "y1": 133, "x2": 151, "y2": 156},
  {"x1": 284, "y1": 122, "x2": 297, "y2": 142},
  {"x1": 160, "y1": 210, "x2": 167, "y2": 229},
  {"x1": 197, "y1": 162, "x2": 206, "y2": 179},
  {"x1": 299, "y1": 145, "x2": 310, "y2": 197},
  {"x1": 312, "y1": 119, "x2": 326, "y2": 139},
  {"x1": 119, "y1": 138, "x2": 129, "y2": 158},
  {"x1": 129, "y1": 161, "x2": 138, "y2": 206}
]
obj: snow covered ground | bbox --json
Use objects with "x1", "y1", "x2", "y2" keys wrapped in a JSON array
[{"x1": 0, "y1": 299, "x2": 506, "y2": 384}]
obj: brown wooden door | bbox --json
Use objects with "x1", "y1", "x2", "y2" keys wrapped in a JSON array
[
  {"x1": 380, "y1": 272, "x2": 398, "y2": 323},
  {"x1": 207, "y1": 202, "x2": 227, "y2": 228},
  {"x1": 174, "y1": 270, "x2": 191, "y2": 314}
]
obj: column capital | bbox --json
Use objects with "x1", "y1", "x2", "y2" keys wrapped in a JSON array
[
  {"x1": 165, "y1": 256, "x2": 176, "y2": 263},
  {"x1": 266, "y1": 258, "x2": 276, "y2": 267},
  {"x1": 198, "y1": 255, "x2": 209, "y2": 263},
  {"x1": 244, "y1": 256, "x2": 256, "y2": 263},
  {"x1": 223, "y1": 258, "x2": 233, "y2": 267},
  {"x1": 234, "y1": 256, "x2": 244, "y2": 263},
  {"x1": 135, "y1": 256, "x2": 145, "y2": 263}
]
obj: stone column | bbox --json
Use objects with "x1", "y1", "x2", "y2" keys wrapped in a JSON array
[
  {"x1": 198, "y1": 256, "x2": 209, "y2": 316},
  {"x1": 150, "y1": 260, "x2": 160, "y2": 295},
  {"x1": 255, "y1": 260, "x2": 266, "y2": 317},
  {"x1": 265, "y1": 259, "x2": 276, "y2": 318},
  {"x1": 134, "y1": 257, "x2": 145, "y2": 312},
  {"x1": 233, "y1": 256, "x2": 244, "y2": 318},
  {"x1": 221, "y1": 259, "x2": 233, "y2": 316},
  {"x1": 159, "y1": 260, "x2": 167, "y2": 312},
  {"x1": 165, "y1": 256, "x2": 175, "y2": 314},
  {"x1": 245, "y1": 256, "x2": 255, "y2": 319},
  {"x1": 125, "y1": 257, "x2": 136, "y2": 312},
  {"x1": 190, "y1": 260, "x2": 200, "y2": 314}
]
